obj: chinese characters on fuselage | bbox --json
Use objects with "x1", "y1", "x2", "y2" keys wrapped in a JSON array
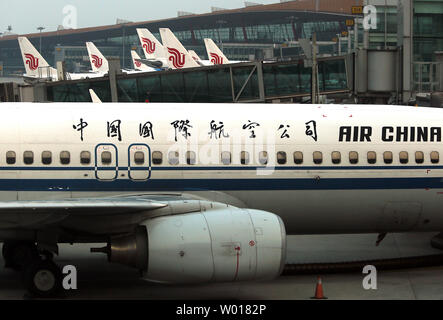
[
  {"x1": 139, "y1": 122, "x2": 154, "y2": 140},
  {"x1": 171, "y1": 120, "x2": 192, "y2": 142},
  {"x1": 71, "y1": 119, "x2": 324, "y2": 142},
  {"x1": 209, "y1": 120, "x2": 229, "y2": 139},
  {"x1": 305, "y1": 120, "x2": 318, "y2": 141},
  {"x1": 242, "y1": 120, "x2": 260, "y2": 138},
  {"x1": 72, "y1": 118, "x2": 88, "y2": 141},
  {"x1": 107, "y1": 120, "x2": 122, "y2": 141}
]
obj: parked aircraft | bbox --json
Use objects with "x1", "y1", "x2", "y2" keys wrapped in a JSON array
[
  {"x1": 136, "y1": 28, "x2": 168, "y2": 69},
  {"x1": 86, "y1": 42, "x2": 159, "y2": 75},
  {"x1": 18, "y1": 37, "x2": 106, "y2": 81},
  {"x1": 131, "y1": 50, "x2": 157, "y2": 72}
]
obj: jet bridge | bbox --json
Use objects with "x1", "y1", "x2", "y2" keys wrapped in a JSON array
[{"x1": 44, "y1": 56, "x2": 351, "y2": 103}]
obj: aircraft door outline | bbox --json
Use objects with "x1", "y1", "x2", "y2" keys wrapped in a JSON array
[
  {"x1": 95, "y1": 144, "x2": 118, "y2": 181},
  {"x1": 128, "y1": 143, "x2": 152, "y2": 181}
]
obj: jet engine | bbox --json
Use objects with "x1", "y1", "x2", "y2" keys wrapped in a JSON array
[{"x1": 92, "y1": 203, "x2": 286, "y2": 284}]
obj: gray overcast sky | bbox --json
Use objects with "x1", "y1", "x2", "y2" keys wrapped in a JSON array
[{"x1": 1, "y1": 0, "x2": 278, "y2": 35}]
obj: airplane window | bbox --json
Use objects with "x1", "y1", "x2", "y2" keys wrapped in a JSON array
[
  {"x1": 259, "y1": 151, "x2": 268, "y2": 165},
  {"x1": 313, "y1": 151, "x2": 322, "y2": 164},
  {"x1": 186, "y1": 151, "x2": 196, "y2": 165},
  {"x1": 23, "y1": 151, "x2": 34, "y2": 165},
  {"x1": 168, "y1": 151, "x2": 179, "y2": 165},
  {"x1": 134, "y1": 151, "x2": 145, "y2": 165},
  {"x1": 277, "y1": 152, "x2": 287, "y2": 165},
  {"x1": 349, "y1": 151, "x2": 359, "y2": 164},
  {"x1": 80, "y1": 151, "x2": 91, "y2": 165},
  {"x1": 383, "y1": 151, "x2": 393, "y2": 164},
  {"x1": 367, "y1": 151, "x2": 376, "y2": 164},
  {"x1": 415, "y1": 151, "x2": 424, "y2": 164},
  {"x1": 60, "y1": 151, "x2": 70, "y2": 165},
  {"x1": 294, "y1": 151, "x2": 303, "y2": 165},
  {"x1": 221, "y1": 151, "x2": 231, "y2": 165},
  {"x1": 6, "y1": 151, "x2": 16, "y2": 165},
  {"x1": 431, "y1": 151, "x2": 439, "y2": 164},
  {"x1": 101, "y1": 151, "x2": 112, "y2": 165},
  {"x1": 41, "y1": 151, "x2": 52, "y2": 165},
  {"x1": 399, "y1": 151, "x2": 408, "y2": 164},
  {"x1": 331, "y1": 151, "x2": 341, "y2": 164},
  {"x1": 152, "y1": 151, "x2": 162, "y2": 165},
  {"x1": 241, "y1": 151, "x2": 250, "y2": 165}
]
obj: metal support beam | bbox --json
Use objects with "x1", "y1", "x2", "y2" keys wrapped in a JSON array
[
  {"x1": 234, "y1": 65, "x2": 257, "y2": 102},
  {"x1": 256, "y1": 62, "x2": 265, "y2": 102},
  {"x1": 229, "y1": 67, "x2": 235, "y2": 101},
  {"x1": 108, "y1": 58, "x2": 121, "y2": 103},
  {"x1": 311, "y1": 33, "x2": 318, "y2": 104}
]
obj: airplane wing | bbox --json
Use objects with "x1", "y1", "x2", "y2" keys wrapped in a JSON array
[{"x1": 0, "y1": 196, "x2": 168, "y2": 229}]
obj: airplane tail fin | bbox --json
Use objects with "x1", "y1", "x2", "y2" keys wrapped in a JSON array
[
  {"x1": 18, "y1": 37, "x2": 55, "y2": 78},
  {"x1": 159, "y1": 28, "x2": 200, "y2": 69},
  {"x1": 131, "y1": 50, "x2": 153, "y2": 72},
  {"x1": 204, "y1": 38, "x2": 230, "y2": 65},
  {"x1": 131, "y1": 50, "x2": 143, "y2": 70},
  {"x1": 136, "y1": 28, "x2": 165, "y2": 60},
  {"x1": 89, "y1": 89, "x2": 102, "y2": 103},
  {"x1": 86, "y1": 42, "x2": 109, "y2": 73},
  {"x1": 188, "y1": 50, "x2": 201, "y2": 62},
  {"x1": 188, "y1": 50, "x2": 206, "y2": 66}
]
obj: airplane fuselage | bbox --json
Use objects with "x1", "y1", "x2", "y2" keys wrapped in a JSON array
[{"x1": 1, "y1": 103, "x2": 443, "y2": 236}]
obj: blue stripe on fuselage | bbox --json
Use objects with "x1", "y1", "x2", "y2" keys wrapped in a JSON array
[
  {"x1": 0, "y1": 165, "x2": 442, "y2": 171},
  {"x1": 2, "y1": 177, "x2": 443, "y2": 192}
]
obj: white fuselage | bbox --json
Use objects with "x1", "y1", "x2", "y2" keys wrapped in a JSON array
[{"x1": 1, "y1": 103, "x2": 443, "y2": 235}]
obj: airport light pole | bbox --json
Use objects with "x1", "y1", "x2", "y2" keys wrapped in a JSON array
[{"x1": 37, "y1": 26, "x2": 45, "y2": 52}]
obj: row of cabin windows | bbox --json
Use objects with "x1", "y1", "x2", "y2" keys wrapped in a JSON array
[
  {"x1": 5, "y1": 151, "x2": 92, "y2": 165},
  {"x1": 4, "y1": 150, "x2": 146, "y2": 166},
  {"x1": 4, "y1": 150, "x2": 441, "y2": 166},
  {"x1": 152, "y1": 150, "x2": 441, "y2": 166}
]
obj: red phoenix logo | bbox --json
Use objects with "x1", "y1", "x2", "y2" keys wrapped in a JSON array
[
  {"x1": 210, "y1": 53, "x2": 223, "y2": 65},
  {"x1": 141, "y1": 37, "x2": 156, "y2": 54},
  {"x1": 25, "y1": 53, "x2": 39, "y2": 71},
  {"x1": 134, "y1": 59, "x2": 142, "y2": 68},
  {"x1": 167, "y1": 47, "x2": 186, "y2": 69},
  {"x1": 91, "y1": 54, "x2": 103, "y2": 68}
]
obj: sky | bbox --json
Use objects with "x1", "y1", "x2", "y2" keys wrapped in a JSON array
[{"x1": 1, "y1": 0, "x2": 278, "y2": 35}]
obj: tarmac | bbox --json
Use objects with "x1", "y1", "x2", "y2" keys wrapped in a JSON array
[{"x1": 1, "y1": 232, "x2": 443, "y2": 300}]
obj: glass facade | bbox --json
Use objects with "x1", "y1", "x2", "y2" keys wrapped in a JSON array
[
  {"x1": 411, "y1": 0, "x2": 443, "y2": 93},
  {"x1": 413, "y1": 0, "x2": 443, "y2": 62},
  {"x1": 47, "y1": 57, "x2": 349, "y2": 103},
  {"x1": 367, "y1": 5, "x2": 398, "y2": 49}
]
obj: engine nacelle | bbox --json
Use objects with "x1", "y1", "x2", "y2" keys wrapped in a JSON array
[{"x1": 96, "y1": 203, "x2": 286, "y2": 284}]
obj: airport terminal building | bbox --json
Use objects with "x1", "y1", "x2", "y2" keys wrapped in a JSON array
[
  {"x1": 0, "y1": 0, "x2": 441, "y2": 105},
  {"x1": 0, "y1": 0, "x2": 359, "y2": 76}
]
